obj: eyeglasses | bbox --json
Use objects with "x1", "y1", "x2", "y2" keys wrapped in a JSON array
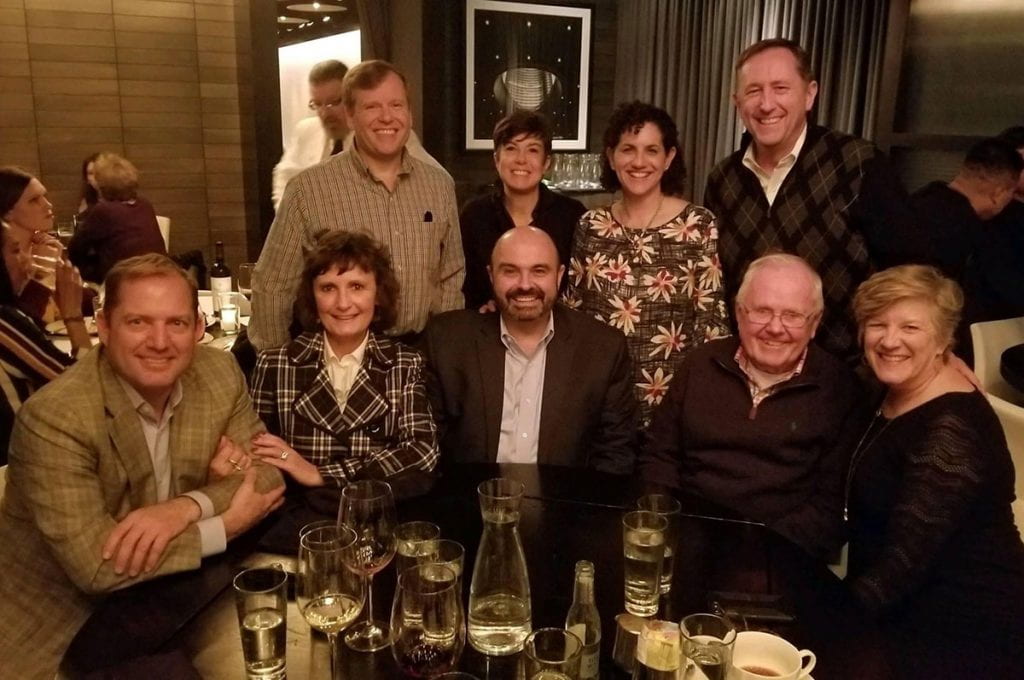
[
  {"x1": 308, "y1": 98, "x2": 343, "y2": 112},
  {"x1": 739, "y1": 305, "x2": 816, "y2": 329}
]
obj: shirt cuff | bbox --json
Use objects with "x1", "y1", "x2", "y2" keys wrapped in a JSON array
[
  {"x1": 182, "y1": 490, "x2": 215, "y2": 520},
  {"x1": 197, "y1": 517, "x2": 227, "y2": 557}
]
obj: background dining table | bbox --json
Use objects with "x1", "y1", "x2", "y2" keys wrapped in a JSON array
[{"x1": 64, "y1": 464, "x2": 892, "y2": 679}]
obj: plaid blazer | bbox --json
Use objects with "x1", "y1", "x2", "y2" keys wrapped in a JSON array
[
  {"x1": 0, "y1": 346, "x2": 275, "y2": 679},
  {"x1": 250, "y1": 331, "x2": 439, "y2": 486}
]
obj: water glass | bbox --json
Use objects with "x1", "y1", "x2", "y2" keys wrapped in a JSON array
[
  {"x1": 233, "y1": 566, "x2": 288, "y2": 680},
  {"x1": 391, "y1": 563, "x2": 465, "y2": 678},
  {"x1": 237, "y1": 262, "x2": 256, "y2": 298},
  {"x1": 394, "y1": 520, "x2": 441, "y2": 576},
  {"x1": 622, "y1": 510, "x2": 666, "y2": 617},
  {"x1": 430, "y1": 539, "x2": 466, "y2": 580},
  {"x1": 524, "y1": 628, "x2": 582, "y2": 679},
  {"x1": 30, "y1": 239, "x2": 61, "y2": 290},
  {"x1": 680, "y1": 613, "x2": 737, "y2": 680},
  {"x1": 636, "y1": 494, "x2": 681, "y2": 594}
]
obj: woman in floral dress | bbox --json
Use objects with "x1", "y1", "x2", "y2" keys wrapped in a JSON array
[{"x1": 563, "y1": 102, "x2": 729, "y2": 426}]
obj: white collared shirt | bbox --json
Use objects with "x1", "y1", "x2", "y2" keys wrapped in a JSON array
[
  {"x1": 323, "y1": 331, "x2": 368, "y2": 409},
  {"x1": 742, "y1": 124, "x2": 808, "y2": 206},
  {"x1": 117, "y1": 377, "x2": 225, "y2": 556},
  {"x1": 497, "y1": 314, "x2": 556, "y2": 465}
]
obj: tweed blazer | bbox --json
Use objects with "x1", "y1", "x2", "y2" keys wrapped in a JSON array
[
  {"x1": 422, "y1": 305, "x2": 638, "y2": 475},
  {"x1": 250, "y1": 331, "x2": 439, "y2": 486},
  {"x1": 0, "y1": 346, "x2": 274, "y2": 680}
]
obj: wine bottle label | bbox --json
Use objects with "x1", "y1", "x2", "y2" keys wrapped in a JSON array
[{"x1": 210, "y1": 276, "x2": 231, "y2": 312}]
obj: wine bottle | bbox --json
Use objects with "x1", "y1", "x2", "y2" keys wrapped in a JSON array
[
  {"x1": 209, "y1": 240, "x2": 232, "y2": 315},
  {"x1": 631, "y1": 619, "x2": 681, "y2": 680},
  {"x1": 565, "y1": 560, "x2": 600, "y2": 680}
]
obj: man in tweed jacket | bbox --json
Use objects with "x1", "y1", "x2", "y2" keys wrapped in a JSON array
[
  {"x1": 0, "y1": 255, "x2": 284, "y2": 679},
  {"x1": 252, "y1": 59, "x2": 464, "y2": 351},
  {"x1": 705, "y1": 39, "x2": 913, "y2": 361}
]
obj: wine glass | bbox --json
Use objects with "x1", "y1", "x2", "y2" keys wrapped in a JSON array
[
  {"x1": 338, "y1": 479, "x2": 398, "y2": 651},
  {"x1": 391, "y1": 563, "x2": 465, "y2": 678},
  {"x1": 237, "y1": 262, "x2": 255, "y2": 299},
  {"x1": 297, "y1": 525, "x2": 366, "y2": 679}
]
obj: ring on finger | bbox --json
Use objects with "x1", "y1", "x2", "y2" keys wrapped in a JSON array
[{"x1": 280, "y1": 450, "x2": 289, "y2": 460}]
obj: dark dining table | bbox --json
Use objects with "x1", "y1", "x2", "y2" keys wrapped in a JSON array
[{"x1": 64, "y1": 464, "x2": 891, "y2": 679}]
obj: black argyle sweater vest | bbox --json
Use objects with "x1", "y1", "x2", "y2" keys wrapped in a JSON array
[{"x1": 705, "y1": 125, "x2": 880, "y2": 361}]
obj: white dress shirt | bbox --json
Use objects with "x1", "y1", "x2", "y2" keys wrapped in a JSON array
[
  {"x1": 322, "y1": 330, "x2": 368, "y2": 409},
  {"x1": 497, "y1": 314, "x2": 555, "y2": 464},
  {"x1": 742, "y1": 124, "x2": 808, "y2": 205}
]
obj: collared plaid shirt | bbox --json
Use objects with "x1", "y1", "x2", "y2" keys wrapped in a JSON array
[
  {"x1": 250, "y1": 148, "x2": 465, "y2": 350},
  {"x1": 734, "y1": 344, "x2": 808, "y2": 410},
  {"x1": 250, "y1": 330, "x2": 439, "y2": 486}
]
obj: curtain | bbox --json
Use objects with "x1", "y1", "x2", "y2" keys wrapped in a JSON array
[
  {"x1": 356, "y1": 0, "x2": 390, "y2": 61},
  {"x1": 614, "y1": 0, "x2": 889, "y2": 202}
]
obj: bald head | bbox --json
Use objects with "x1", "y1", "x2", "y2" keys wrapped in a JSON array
[{"x1": 488, "y1": 227, "x2": 564, "y2": 324}]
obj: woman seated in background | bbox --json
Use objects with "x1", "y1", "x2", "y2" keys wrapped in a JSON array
[
  {"x1": 68, "y1": 152, "x2": 166, "y2": 284},
  {"x1": 76, "y1": 152, "x2": 100, "y2": 221},
  {"x1": 249, "y1": 230, "x2": 438, "y2": 487},
  {"x1": 847, "y1": 265, "x2": 1024, "y2": 678},
  {"x1": 0, "y1": 222, "x2": 88, "y2": 463},
  {"x1": 460, "y1": 111, "x2": 586, "y2": 310},
  {"x1": 562, "y1": 101, "x2": 729, "y2": 427}
]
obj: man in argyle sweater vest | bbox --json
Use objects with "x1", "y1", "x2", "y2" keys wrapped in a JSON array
[{"x1": 705, "y1": 39, "x2": 913, "y2": 361}]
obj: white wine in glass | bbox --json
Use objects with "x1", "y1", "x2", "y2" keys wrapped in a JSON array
[
  {"x1": 298, "y1": 525, "x2": 365, "y2": 679},
  {"x1": 339, "y1": 479, "x2": 397, "y2": 652}
]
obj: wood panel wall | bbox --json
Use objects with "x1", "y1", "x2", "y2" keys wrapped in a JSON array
[{"x1": 0, "y1": 0, "x2": 260, "y2": 274}]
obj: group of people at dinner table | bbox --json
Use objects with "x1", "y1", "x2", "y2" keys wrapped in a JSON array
[{"x1": 0, "y1": 37, "x2": 1022, "y2": 680}]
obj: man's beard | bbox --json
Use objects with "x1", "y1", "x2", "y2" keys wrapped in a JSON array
[{"x1": 496, "y1": 286, "x2": 552, "y2": 321}]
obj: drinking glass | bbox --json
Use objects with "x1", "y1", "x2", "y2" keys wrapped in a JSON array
[
  {"x1": 55, "y1": 219, "x2": 75, "y2": 246},
  {"x1": 237, "y1": 262, "x2": 256, "y2": 299},
  {"x1": 622, "y1": 510, "x2": 667, "y2": 617},
  {"x1": 339, "y1": 479, "x2": 398, "y2": 651},
  {"x1": 394, "y1": 520, "x2": 441, "y2": 575},
  {"x1": 429, "y1": 539, "x2": 466, "y2": 581},
  {"x1": 297, "y1": 525, "x2": 365, "y2": 679},
  {"x1": 636, "y1": 494, "x2": 682, "y2": 594},
  {"x1": 523, "y1": 628, "x2": 582, "y2": 679},
  {"x1": 391, "y1": 563, "x2": 465, "y2": 678},
  {"x1": 218, "y1": 291, "x2": 239, "y2": 334},
  {"x1": 233, "y1": 566, "x2": 288, "y2": 680},
  {"x1": 30, "y1": 239, "x2": 61, "y2": 290},
  {"x1": 680, "y1": 613, "x2": 737, "y2": 680}
]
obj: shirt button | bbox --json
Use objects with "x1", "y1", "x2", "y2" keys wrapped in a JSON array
[{"x1": 521, "y1": 433, "x2": 527, "y2": 438}]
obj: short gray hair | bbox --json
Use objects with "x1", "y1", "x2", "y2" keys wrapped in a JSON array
[{"x1": 735, "y1": 253, "x2": 824, "y2": 314}]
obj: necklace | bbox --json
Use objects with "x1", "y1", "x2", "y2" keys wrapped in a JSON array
[
  {"x1": 842, "y1": 407, "x2": 892, "y2": 522},
  {"x1": 619, "y1": 194, "x2": 664, "y2": 229}
]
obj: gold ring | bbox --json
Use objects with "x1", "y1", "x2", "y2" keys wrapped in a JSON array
[
  {"x1": 231, "y1": 461, "x2": 243, "y2": 471},
  {"x1": 280, "y1": 450, "x2": 290, "y2": 460}
]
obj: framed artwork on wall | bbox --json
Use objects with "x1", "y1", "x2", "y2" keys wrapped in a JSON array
[{"x1": 465, "y1": 0, "x2": 592, "y2": 150}]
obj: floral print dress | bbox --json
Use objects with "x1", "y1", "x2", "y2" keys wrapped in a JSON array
[{"x1": 562, "y1": 204, "x2": 730, "y2": 426}]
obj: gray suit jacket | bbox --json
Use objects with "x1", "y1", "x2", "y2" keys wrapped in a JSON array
[
  {"x1": 422, "y1": 305, "x2": 638, "y2": 474},
  {"x1": 0, "y1": 346, "x2": 279, "y2": 679}
]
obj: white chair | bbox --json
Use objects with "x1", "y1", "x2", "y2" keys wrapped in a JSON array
[
  {"x1": 971, "y1": 318, "x2": 1024, "y2": 536},
  {"x1": 156, "y1": 215, "x2": 171, "y2": 251}
]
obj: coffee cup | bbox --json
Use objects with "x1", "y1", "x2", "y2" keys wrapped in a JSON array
[{"x1": 732, "y1": 631, "x2": 815, "y2": 680}]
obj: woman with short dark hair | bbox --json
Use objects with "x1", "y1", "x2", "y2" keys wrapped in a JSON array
[
  {"x1": 847, "y1": 264, "x2": 1024, "y2": 678},
  {"x1": 67, "y1": 152, "x2": 166, "y2": 283},
  {"x1": 459, "y1": 110, "x2": 586, "y2": 309},
  {"x1": 563, "y1": 101, "x2": 729, "y2": 426},
  {"x1": 248, "y1": 230, "x2": 438, "y2": 486}
]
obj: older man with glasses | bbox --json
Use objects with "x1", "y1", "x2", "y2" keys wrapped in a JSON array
[{"x1": 639, "y1": 253, "x2": 858, "y2": 560}]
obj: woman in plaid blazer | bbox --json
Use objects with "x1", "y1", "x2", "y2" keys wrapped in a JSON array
[{"x1": 249, "y1": 231, "x2": 438, "y2": 486}]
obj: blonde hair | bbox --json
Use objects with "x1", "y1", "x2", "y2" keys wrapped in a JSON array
[
  {"x1": 852, "y1": 265, "x2": 963, "y2": 350},
  {"x1": 93, "y1": 152, "x2": 139, "y2": 202}
]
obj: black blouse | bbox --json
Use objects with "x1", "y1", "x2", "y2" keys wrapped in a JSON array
[
  {"x1": 847, "y1": 390, "x2": 1024, "y2": 678},
  {"x1": 459, "y1": 182, "x2": 586, "y2": 309}
]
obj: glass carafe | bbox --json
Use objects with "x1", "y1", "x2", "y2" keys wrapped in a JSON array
[{"x1": 467, "y1": 478, "x2": 532, "y2": 655}]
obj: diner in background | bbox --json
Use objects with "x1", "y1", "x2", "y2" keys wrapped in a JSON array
[
  {"x1": 0, "y1": 254, "x2": 284, "y2": 679},
  {"x1": 252, "y1": 59, "x2": 464, "y2": 351},
  {"x1": 846, "y1": 265, "x2": 1024, "y2": 679},
  {"x1": 249, "y1": 231, "x2": 439, "y2": 487},
  {"x1": 76, "y1": 151, "x2": 100, "y2": 221},
  {"x1": 0, "y1": 222, "x2": 88, "y2": 463},
  {"x1": 423, "y1": 226, "x2": 637, "y2": 474},
  {"x1": 641, "y1": 253, "x2": 857, "y2": 558},
  {"x1": 459, "y1": 111, "x2": 586, "y2": 309},
  {"x1": 705, "y1": 38, "x2": 915, "y2": 362},
  {"x1": 67, "y1": 152, "x2": 167, "y2": 284},
  {"x1": 562, "y1": 101, "x2": 729, "y2": 427}
]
